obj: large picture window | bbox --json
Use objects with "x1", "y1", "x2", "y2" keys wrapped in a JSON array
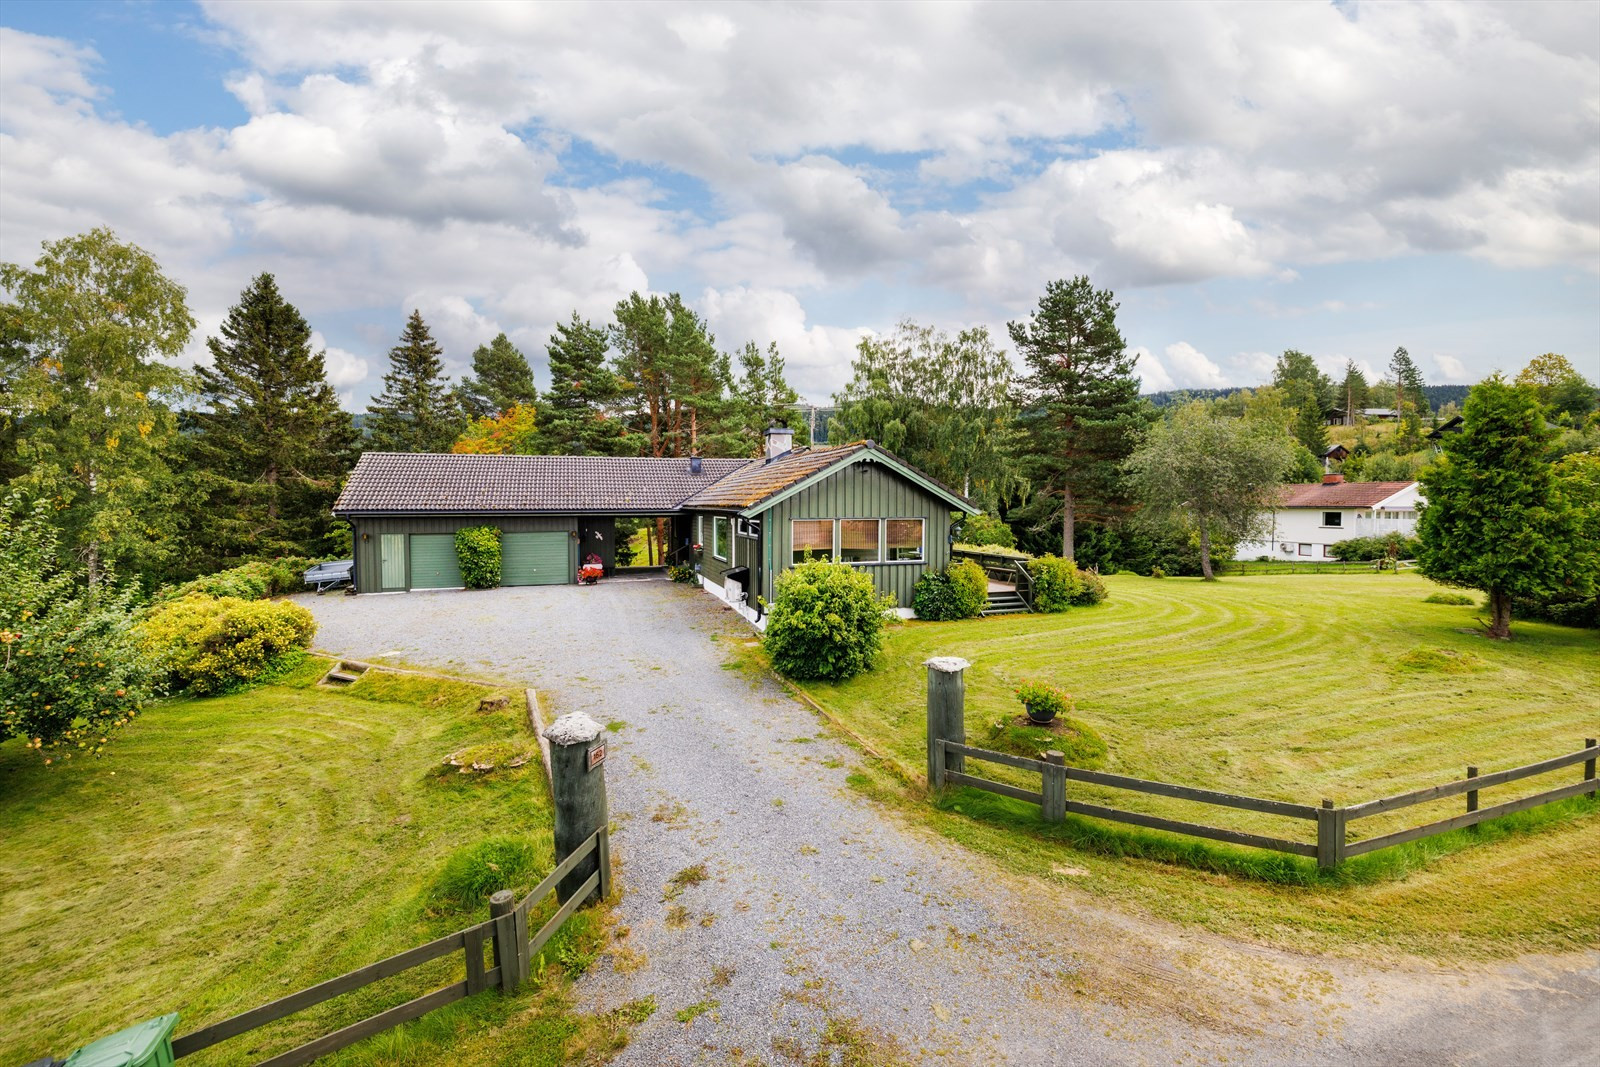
[
  {"x1": 792, "y1": 519, "x2": 834, "y2": 564},
  {"x1": 839, "y1": 519, "x2": 879, "y2": 562},
  {"x1": 886, "y1": 519, "x2": 924, "y2": 561},
  {"x1": 713, "y1": 516, "x2": 731, "y2": 561}
]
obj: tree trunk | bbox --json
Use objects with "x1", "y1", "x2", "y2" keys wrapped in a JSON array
[
  {"x1": 1486, "y1": 589, "x2": 1513, "y2": 640},
  {"x1": 1060, "y1": 486, "x2": 1075, "y2": 561},
  {"x1": 1198, "y1": 523, "x2": 1215, "y2": 580}
]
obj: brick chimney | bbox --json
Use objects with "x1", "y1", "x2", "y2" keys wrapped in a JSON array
[{"x1": 1323, "y1": 473, "x2": 1344, "y2": 485}]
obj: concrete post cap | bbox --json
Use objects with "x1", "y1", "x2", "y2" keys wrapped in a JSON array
[
  {"x1": 546, "y1": 712, "x2": 604, "y2": 746},
  {"x1": 924, "y1": 656, "x2": 971, "y2": 673}
]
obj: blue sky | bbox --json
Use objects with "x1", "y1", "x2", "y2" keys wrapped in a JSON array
[{"x1": 2, "y1": 1, "x2": 1596, "y2": 407}]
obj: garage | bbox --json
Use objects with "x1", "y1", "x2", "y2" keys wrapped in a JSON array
[
  {"x1": 409, "y1": 534, "x2": 464, "y2": 589},
  {"x1": 502, "y1": 531, "x2": 570, "y2": 586}
]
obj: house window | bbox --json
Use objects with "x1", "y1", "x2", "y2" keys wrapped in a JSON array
[
  {"x1": 713, "y1": 517, "x2": 730, "y2": 562},
  {"x1": 1322, "y1": 512, "x2": 1342, "y2": 528},
  {"x1": 792, "y1": 519, "x2": 834, "y2": 564},
  {"x1": 737, "y1": 517, "x2": 761, "y2": 538},
  {"x1": 840, "y1": 519, "x2": 880, "y2": 563},
  {"x1": 1298, "y1": 543, "x2": 1313, "y2": 556},
  {"x1": 886, "y1": 518, "x2": 924, "y2": 562},
  {"x1": 1323, "y1": 545, "x2": 1337, "y2": 557},
  {"x1": 695, "y1": 515, "x2": 703, "y2": 547}
]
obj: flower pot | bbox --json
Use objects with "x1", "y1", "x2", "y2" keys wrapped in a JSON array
[{"x1": 1025, "y1": 704, "x2": 1056, "y2": 725}]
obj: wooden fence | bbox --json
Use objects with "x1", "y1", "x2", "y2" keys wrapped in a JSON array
[
  {"x1": 932, "y1": 738, "x2": 1597, "y2": 869},
  {"x1": 169, "y1": 826, "x2": 611, "y2": 1066}
]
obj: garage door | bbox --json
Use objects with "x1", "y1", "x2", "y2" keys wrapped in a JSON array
[
  {"x1": 502, "y1": 532, "x2": 570, "y2": 586},
  {"x1": 409, "y1": 534, "x2": 463, "y2": 589}
]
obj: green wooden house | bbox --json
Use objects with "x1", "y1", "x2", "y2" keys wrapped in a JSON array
[{"x1": 331, "y1": 429, "x2": 976, "y2": 622}]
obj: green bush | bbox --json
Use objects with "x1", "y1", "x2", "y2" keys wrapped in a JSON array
[
  {"x1": 1025, "y1": 555, "x2": 1084, "y2": 612},
  {"x1": 913, "y1": 559, "x2": 988, "y2": 621},
  {"x1": 764, "y1": 560, "x2": 896, "y2": 680},
  {"x1": 139, "y1": 594, "x2": 317, "y2": 695},
  {"x1": 1423, "y1": 592, "x2": 1475, "y2": 605},
  {"x1": 959, "y1": 513, "x2": 1017, "y2": 549},
  {"x1": 667, "y1": 563, "x2": 698, "y2": 584},
  {"x1": 1, "y1": 495, "x2": 154, "y2": 759},
  {"x1": 1073, "y1": 567, "x2": 1109, "y2": 605},
  {"x1": 161, "y1": 557, "x2": 322, "y2": 601},
  {"x1": 455, "y1": 526, "x2": 502, "y2": 589},
  {"x1": 1327, "y1": 533, "x2": 1421, "y2": 562},
  {"x1": 426, "y1": 836, "x2": 541, "y2": 916}
]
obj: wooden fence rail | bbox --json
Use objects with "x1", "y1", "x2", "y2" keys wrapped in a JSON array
[
  {"x1": 169, "y1": 826, "x2": 611, "y2": 1066},
  {"x1": 934, "y1": 737, "x2": 1597, "y2": 870}
]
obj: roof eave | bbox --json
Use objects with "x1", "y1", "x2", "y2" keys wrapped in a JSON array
[{"x1": 738, "y1": 445, "x2": 980, "y2": 517}]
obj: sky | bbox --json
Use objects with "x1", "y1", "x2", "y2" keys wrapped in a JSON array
[{"x1": 1, "y1": 0, "x2": 1596, "y2": 409}]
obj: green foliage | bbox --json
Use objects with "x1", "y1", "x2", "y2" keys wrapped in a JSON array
[
  {"x1": 829, "y1": 321, "x2": 1018, "y2": 507},
  {"x1": 1423, "y1": 592, "x2": 1475, "y2": 605},
  {"x1": 455, "y1": 526, "x2": 503, "y2": 589},
  {"x1": 983, "y1": 714, "x2": 1107, "y2": 767},
  {"x1": 1389, "y1": 345, "x2": 1428, "y2": 415},
  {"x1": 913, "y1": 559, "x2": 987, "y2": 621},
  {"x1": 1417, "y1": 376, "x2": 1597, "y2": 638},
  {"x1": 425, "y1": 837, "x2": 541, "y2": 915},
  {"x1": 764, "y1": 560, "x2": 896, "y2": 680},
  {"x1": 1286, "y1": 443, "x2": 1322, "y2": 483},
  {"x1": 1024, "y1": 555, "x2": 1084, "y2": 612},
  {"x1": 1, "y1": 227, "x2": 196, "y2": 585},
  {"x1": 451, "y1": 404, "x2": 541, "y2": 454},
  {"x1": 1014, "y1": 679, "x2": 1073, "y2": 723},
  {"x1": 1326, "y1": 534, "x2": 1421, "y2": 562},
  {"x1": 1125, "y1": 401, "x2": 1293, "y2": 579},
  {"x1": 1010, "y1": 276, "x2": 1155, "y2": 557},
  {"x1": 185, "y1": 273, "x2": 357, "y2": 570},
  {"x1": 366, "y1": 310, "x2": 463, "y2": 453},
  {"x1": 455, "y1": 332, "x2": 538, "y2": 421},
  {"x1": 1339, "y1": 359, "x2": 1370, "y2": 415},
  {"x1": 138, "y1": 594, "x2": 317, "y2": 695},
  {"x1": 160, "y1": 557, "x2": 322, "y2": 601},
  {"x1": 537, "y1": 312, "x2": 627, "y2": 456},
  {"x1": 611, "y1": 292, "x2": 740, "y2": 458},
  {"x1": 1516, "y1": 353, "x2": 1597, "y2": 422},
  {"x1": 1073, "y1": 568, "x2": 1108, "y2": 605},
  {"x1": 1272, "y1": 349, "x2": 1334, "y2": 414},
  {"x1": 959, "y1": 512, "x2": 1016, "y2": 549},
  {"x1": 734, "y1": 340, "x2": 806, "y2": 454},
  {"x1": 0, "y1": 493, "x2": 154, "y2": 757},
  {"x1": 667, "y1": 563, "x2": 697, "y2": 584}
]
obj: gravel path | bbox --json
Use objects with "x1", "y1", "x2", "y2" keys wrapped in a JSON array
[{"x1": 301, "y1": 582, "x2": 1599, "y2": 1066}]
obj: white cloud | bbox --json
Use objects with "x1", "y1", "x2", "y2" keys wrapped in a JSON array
[
  {"x1": 1432, "y1": 353, "x2": 1468, "y2": 381},
  {"x1": 698, "y1": 286, "x2": 872, "y2": 401},
  {"x1": 1130, "y1": 346, "x2": 1175, "y2": 392},
  {"x1": 1162, "y1": 342, "x2": 1229, "y2": 389}
]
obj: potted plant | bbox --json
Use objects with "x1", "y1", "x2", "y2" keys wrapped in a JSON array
[{"x1": 1015, "y1": 680, "x2": 1072, "y2": 725}]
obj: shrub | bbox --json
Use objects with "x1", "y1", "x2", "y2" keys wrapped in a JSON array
[
  {"x1": 1015, "y1": 680, "x2": 1073, "y2": 724},
  {"x1": 1025, "y1": 555, "x2": 1083, "y2": 612},
  {"x1": 959, "y1": 513, "x2": 1017, "y2": 549},
  {"x1": 1073, "y1": 567, "x2": 1109, "y2": 605},
  {"x1": 455, "y1": 526, "x2": 502, "y2": 589},
  {"x1": 161, "y1": 557, "x2": 323, "y2": 601},
  {"x1": 913, "y1": 559, "x2": 988, "y2": 621},
  {"x1": 667, "y1": 563, "x2": 698, "y2": 584},
  {"x1": 139, "y1": 595, "x2": 317, "y2": 695},
  {"x1": 1327, "y1": 533, "x2": 1421, "y2": 563},
  {"x1": 426, "y1": 837, "x2": 541, "y2": 915},
  {"x1": 764, "y1": 560, "x2": 896, "y2": 680},
  {"x1": 1, "y1": 496, "x2": 154, "y2": 759},
  {"x1": 1423, "y1": 592, "x2": 1475, "y2": 605}
]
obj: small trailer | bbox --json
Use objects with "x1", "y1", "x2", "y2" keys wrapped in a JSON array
[{"x1": 303, "y1": 559, "x2": 354, "y2": 593}]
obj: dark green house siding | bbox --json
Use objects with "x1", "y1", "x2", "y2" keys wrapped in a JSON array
[{"x1": 349, "y1": 515, "x2": 577, "y2": 593}]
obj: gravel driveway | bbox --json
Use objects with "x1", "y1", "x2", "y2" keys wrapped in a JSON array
[{"x1": 301, "y1": 581, "x2": 1599, "y2": 1066}]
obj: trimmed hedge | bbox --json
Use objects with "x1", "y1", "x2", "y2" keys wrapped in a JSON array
[
  {"x1": 1327, "y1": 534, "x2": 1421, "y2": 562},
  {"x1": 764, "y1": 560, "x2": 896, "y2": 680},
  {"x1": 455, "y1": 526, "x2": 502, "y2": 589},
  {"x1": 139, "y1": 594, "x2": 317, "y2": 695},
  {"x1": 913, "y1": 558, "x2": 988, "y2": 621}
]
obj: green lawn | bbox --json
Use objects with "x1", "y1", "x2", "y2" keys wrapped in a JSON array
[
  {"x1": 794, "y1": 573, "x2": 1600, "y2": 959},
  {"x1": 0, "y1": 659, "x2": 639, "y2": 1066}
]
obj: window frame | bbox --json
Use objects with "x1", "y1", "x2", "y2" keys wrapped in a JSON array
[
  {"x1": 1322, "y1": 511, "x2": 1343, "y2": 528},
  {"x1": 712, "y1": 516, "x2": 731, "y2": 562},
  {"x1": 791, "y1": 518, "x2": 836, "y2": 564},
  {"x1": 838, "y1": 518, "x2": 881, "y2": 564},
  {"x1": 883, "y1": 517, "x2": 926, "y2": 563},
  {"x1": 1298, "y1": 543, "x2": 1313, "y2": 557}
]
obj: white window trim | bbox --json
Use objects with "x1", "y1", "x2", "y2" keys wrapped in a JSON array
[
  {"x1": 1298, "y1": 543, "x2": 1314, "y2": 556},
  {"x1": 712, "y1": 516, "x2": 731, "y2": 562},
  {"x1": 882, "y1": 516, "x2": 926, "y2": 564},
  {"x1": 790, "y1": 518, "x2": 837, "y2": 564},
  {"x1": 838, "y1": 518, "x2": 882, "y2": 564},
  {"x1": 1321, "y1": 511, "x2": 1343, "y2": 528},
  {"x1": 788, "y1": 517, "x2": 929, "y2": 567}
]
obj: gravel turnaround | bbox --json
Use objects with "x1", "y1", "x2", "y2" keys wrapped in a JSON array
[{"x1": 302, "y1": 581, "x2": 1600, "y2": 1066}]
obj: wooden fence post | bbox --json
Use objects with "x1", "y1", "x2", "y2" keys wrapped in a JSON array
[
  {"x1": 1042, "y1": 751, "x2": 1066, "y2": 823},
  {"x1": 489, "y1": 890, "x2": 520, "y2": 992},
  {"x1": 1316, "y1": 799, "x2": 1345, "y2": 869},
  {"x1": 547, "y1": 712, "x2": 609, "y2": 905},
  {"x1": 1585, "y1": 739, "x2": 1596, "y2": 800},
  {"x1": 925, "y1": 657, "x2": 970, "y2": 790}
]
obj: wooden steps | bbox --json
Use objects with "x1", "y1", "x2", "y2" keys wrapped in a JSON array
[
  {"x1": 982, "y1": 591, "x2": 1030, "y2": 616},
  {"x1": 320, "y1": 660, "x2": 371, "y2": 687}
]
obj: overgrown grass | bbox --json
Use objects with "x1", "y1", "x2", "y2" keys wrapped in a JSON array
[
  {"x1": 795, "y1": 573, "x2": 1600, "y2": 959},
  {"x1": 0, "y1": 660, "x2": 634, "y2": 1066}
]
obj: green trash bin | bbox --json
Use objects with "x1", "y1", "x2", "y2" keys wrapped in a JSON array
[{"x1": 63, "y1": 1014, "x2": 179, "y2": 1067}]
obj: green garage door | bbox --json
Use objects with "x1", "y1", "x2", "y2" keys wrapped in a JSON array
[
  {"x1": 410, "y1": 534, "x2": 463, "y2": 589},
  {"x1": 503, "y1": 532, "x2": 570, "y2": 586}
]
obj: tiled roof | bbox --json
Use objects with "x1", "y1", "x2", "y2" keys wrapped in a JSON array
[
  {"x1": 333, "y1": 452, "x2": 752, "y2": 514},
  {"x1": 1277, "y1": 481, "x2": 1416, "y2": 508},
  {"x1": 678, "y1": 444, "x2": 867, "y2": 510}
]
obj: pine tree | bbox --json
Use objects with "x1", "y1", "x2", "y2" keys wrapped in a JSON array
[
  {"x1": 187, "y1": 273, "x2": 358, "y2": 563},
  {"x1": 1417, "y1": 376, "x2": 1594, "y2": 639},
  {"x1": 611, "y1": 293, "x2": 738, "y2": 458},
  {"x1": 1389, "y1": 346, "x2": 1428, "y2": 415},
  {"x1": 536, "y1": 312, "x2": 626, "y2": 455},
  {"x1": 1009, "y1": 276, "x2": 1154, "y2": 559},
  {"x1": 1340, "y1": 359, "x2": 1369, "y2": 421},
  {"x1": 1271, "y1": 350, "x2": 1333, "y2": 412},
  {"x1": 366, "y1": 311, "x2": 462, "y2": 452},
  {"x1": 1290, "y1": 388, "x2": 1329, "y2": 455},
  {"x1": 734, "y1": 341, "x2": 805, "y2": 454},
  {"x1": 454, "y1": 332, "x2": 537, "y2": 420}
]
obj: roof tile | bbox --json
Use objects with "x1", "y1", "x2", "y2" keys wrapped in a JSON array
[{"x1": 1276, "y1": 481, "x2": 1417, "y2": 508}]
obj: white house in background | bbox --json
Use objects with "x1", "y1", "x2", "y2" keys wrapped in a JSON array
[{"x1": 1235, "y1": 476, "x2": 1422, "y2": 561}]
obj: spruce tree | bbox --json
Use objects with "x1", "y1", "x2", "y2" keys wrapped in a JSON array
[
  {"x1": 189, "y1": 273, "x2": 358, "y2": 562},
  {"x1": 537, "y1": 312, "x2": 625, "y2": 455},
  {"x1": 1417, "y1": 376, "x2": 1594, "y2": 639},
  {"x1": 454, "y1": 332, "x2": 537, "y2": 420},
  {"x1": 1010, "y1": 276, "x2": 1154, "y2": 559},
  {"x1": 1389, "y1": 346, "x2": 1428, "y2": 415},
  {"x1": 1290, "y1": 388, "x2": 1329, "y2": 455},
  {"x1": 735, "y1": 341, "x2": 806, "y2": 454},
  {"x1": 1340, "y1": 359, "x2": 1369, "y2": 420},
  {"x1": 366, "y1": 311, "x2": 462, "y2": 452}
]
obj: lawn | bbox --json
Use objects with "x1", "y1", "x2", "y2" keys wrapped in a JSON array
[
  {"x1": 793, "y1": 572, "x2": 1600, "y2": 960},
  {"x1": 0, "y1": 659, "x2": 641, "y2": 1066}
]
